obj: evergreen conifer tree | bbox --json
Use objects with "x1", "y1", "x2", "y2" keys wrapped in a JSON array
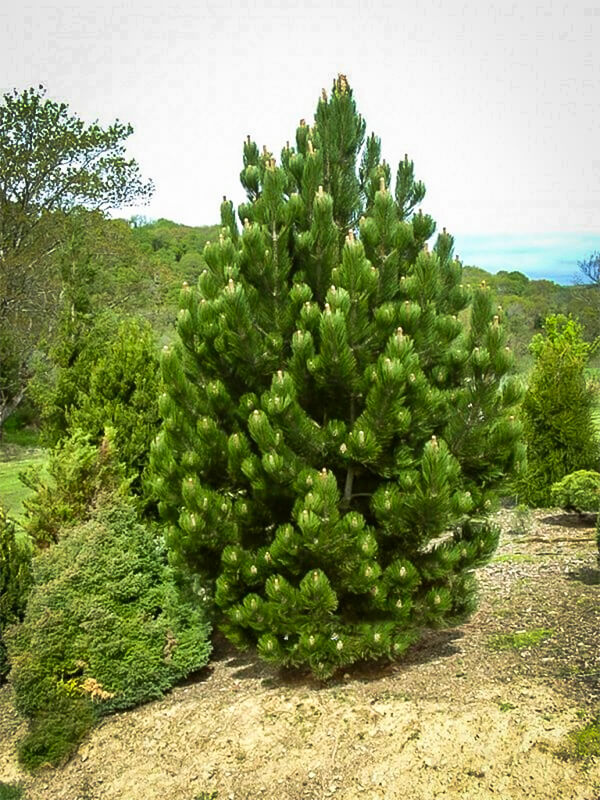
[
  {"x1": 518, "y1": 314, "x2": 599, "y2": 506},
  {"x1": 149, "y1": 76, "x2": 523, "y2": 678}
]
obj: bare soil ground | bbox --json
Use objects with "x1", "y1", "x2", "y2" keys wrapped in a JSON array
[{"x1": 1, "y1": 508, "x2": 599, "y2": 800}]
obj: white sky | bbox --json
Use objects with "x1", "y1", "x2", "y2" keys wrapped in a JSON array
[{"x1": 2, "y1": 0, "x2": 599, "y2": 241}]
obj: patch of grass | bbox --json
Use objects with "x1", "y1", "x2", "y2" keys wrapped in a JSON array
[
  {"x1": 498, "y1": 701, "x2": 517, "y2": 712},
  {"x1": 0, "y1": 450, "x2": 46, "y2": 519},
  {"x1": 2, "y1": 428, "x2": 40, "y2": 449},
  {"x1": 559, "y1": 716, "x2": 600, "y2": 764},
  {"x1": 0, "y1": 783, "x2": 26, "y2": 800},
  {"x1": 488, "y1": 628, "x2": 554, "y2": 651}
]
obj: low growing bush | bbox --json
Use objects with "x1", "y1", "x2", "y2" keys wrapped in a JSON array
[
  {"x1": 6, "y1": 502, "x2": 212, "y2": 769},
  {"x1": 551, "y1": 470, "x2": 600, "y2": 514}
]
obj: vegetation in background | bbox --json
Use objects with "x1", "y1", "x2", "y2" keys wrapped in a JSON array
[
  {"x1": 0, "y1": 451, "x2": 46, "y2": 520},
  {"x1": 517, "y1": 315, "x2": 599, "y2": 506},
  {"x1": 0, "y1": 85, "x2": 152, "y2": 432},
  {"x1": 150, "y1": 75, "x2": 523, "y2": 679},
  {"x1": 573, "y1": 251, "x2": 600, "y2": 341},
  {"x1": 461, "y1": 266, "x2": 598, "y2": 370},
  {"x1": 31, "y1": 314, "x2": 160, "y2": 488},
  {"x1": 6, "y1": 499, "x2": 211, "y2": 770}
]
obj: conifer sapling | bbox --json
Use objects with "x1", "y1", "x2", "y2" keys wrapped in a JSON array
[{"x1": 150, "y1": 75, "x2": 523, "y2": 678}]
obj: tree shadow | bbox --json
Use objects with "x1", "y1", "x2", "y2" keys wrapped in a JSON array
[
  {"x1": 540, "y1": 512, "x2": 596, "y2": 528},
  {"x1": 217, "y1": 627, "x2": 464, "y2": 689},
  {"x1": 566, "y1": 565, "x2": 600, "y2": 586}
]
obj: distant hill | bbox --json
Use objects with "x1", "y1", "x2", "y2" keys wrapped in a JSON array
[{"x1": 124, "y1": 219, "x2": 598, "y2": 369}]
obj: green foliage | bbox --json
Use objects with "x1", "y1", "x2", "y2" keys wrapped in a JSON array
[
  {"x1": 19, "y1": 430, "x2": 129, "y2": 546},
  {"x1": 150, "y1": 76, "x2": 523, "y2": 678},
  {"x1": 517, "y1": 315, "x2": 599, "y2": 506},
  {"x1": 487, "y1": 628, "x2": 554, "y2": 650},
  {"x1": 0, "y1": 782, "x2": 26, "y2": 800},
  {"x1": 0, "y1": 506, "x2": 32, "y2": 682},
  {"x1": 462, "y1": 267, "x2": 573, "y2": 368},
  {"x1": 32, "y1": 315, "x2": 160, "y2": 486},
  {"x1": 551, "y1": 470, "x2": 600, "y2": 513},
  {"x1": 130, "y1": 218, "x2": 220, "y2": 309},
  {"x1": 6, "y1": 501, "x2": 212, "y2": 769},
  {"x1": 567, "y1": 715, "x2": 600, "y2": 763},
  {"x1": 0, "y1": 86, "x2": 152, "y2": 249},
  {"x1": 0, "y1": 85, "x2": 152, "y2": 430}
]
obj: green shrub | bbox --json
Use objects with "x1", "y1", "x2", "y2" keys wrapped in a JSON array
[
  {"x1": 66, "y1": 317, "x2": 160, "y2": 485},
  {"x1": 0, "y1": 506, "x2": 32, "y2": 682},
  {"x1": 31, "y1": 314, "x2": 160, "y2": 488},
  {"x1": 518, "y1": 315, "x2": 599, "y2": 506},
  {"x1": 19, "y1": 429, "x2": 129, "y2": 546},
  {"x1": 551, "y1": 470, "x2": 600, "y2": 513},
  {"x1": 6, "y1": 501, "x2": 211, "y2": 769}
]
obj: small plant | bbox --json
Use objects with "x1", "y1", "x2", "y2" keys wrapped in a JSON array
[
  {"x1": 498, "y1": 701, "x2": 517, "y2": 712},
  {"x1": 551, "y1": 470, "x2": 600, "y2": 514},
  {"x1": 488, "y1": 628, "x2": 554, "y2": 651},
  {"x1": 564, "y1": 715, "x2": 600, "y2": 764}
]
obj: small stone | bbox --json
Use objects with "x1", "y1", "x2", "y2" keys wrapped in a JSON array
[{"x1": 308, "y1": 771, "x2": 316, "y2": 779}]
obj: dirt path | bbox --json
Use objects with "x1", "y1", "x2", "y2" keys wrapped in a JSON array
[{"x1": 1, "y1": 508, "x2": 599, "y2": 800}]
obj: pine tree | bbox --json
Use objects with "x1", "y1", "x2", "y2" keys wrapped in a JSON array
[
  {"x1": 518, "y1": 314, "x2": 599, "y2": 506},
  {"x1": 149, "y1": 76, "x2": 523, "y2": 678}
]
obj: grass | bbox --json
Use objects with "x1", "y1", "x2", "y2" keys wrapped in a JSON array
[
  {"x1": 498, "y1": 701, "x2": 517, "y2": 712},
  {"x1": 570, "y1": 716, "x2": 600, "y2": 760},
  {"x1": 0, "y1": 449, "x2": 46, "y2": 519},
  {"x1": 0, "y1": 783, "x2": 25, "y2": 800},
  {"x1": 2, "y1": 428, "x2": 40, "y2": 449},
  {"x1": 557, "y1": 714, "x2": 600, "y2": 765},
  {"x1": 487, "y1": 628, "x2": 554, "y2": 651}
]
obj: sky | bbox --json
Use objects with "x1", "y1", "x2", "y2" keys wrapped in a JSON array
[{"x1": 1, "y1": 0, "x2": 599, "y2": 284}]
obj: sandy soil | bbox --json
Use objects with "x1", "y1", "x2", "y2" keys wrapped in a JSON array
[{"x1": 1, "y1": 507, "x2": 599, "y2": 800}]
